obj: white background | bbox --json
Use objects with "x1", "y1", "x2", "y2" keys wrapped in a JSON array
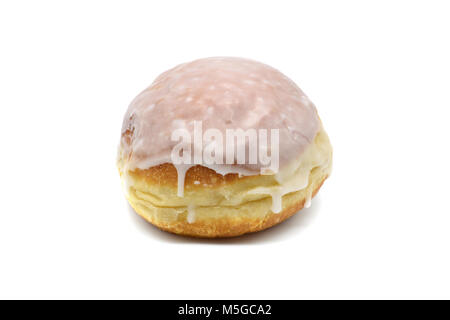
[{"x1": 1, "y1": 0, "x2": 449, "y2": 299}]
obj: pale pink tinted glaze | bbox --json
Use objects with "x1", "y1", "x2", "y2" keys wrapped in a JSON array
[{"x1": 120, "y1": 57, "x2": 319, "y2": 173}]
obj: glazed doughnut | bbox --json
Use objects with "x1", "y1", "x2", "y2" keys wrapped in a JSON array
[{"x1": 117, "y1": 57, "x2": 332, "y2": 237}]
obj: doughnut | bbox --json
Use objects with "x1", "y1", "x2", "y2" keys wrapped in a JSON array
[{"x1": 117, "y1": 57, "x2": 332, "y2": 238}]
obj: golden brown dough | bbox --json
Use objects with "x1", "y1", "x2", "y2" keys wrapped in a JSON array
[{"x1": 118, "y1": 127, "x2": 332, "y2": 238}]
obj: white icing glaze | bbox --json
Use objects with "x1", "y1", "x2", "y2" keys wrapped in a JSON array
[
  {"x1": 304, "y1": 191, "x2": 312, "y2": 209},
  {"x1": 120, "y1": 57, "x2": 319, "y2": 171},
  {"x1": 250, "y1": 167, "x2": 311, "y2": 214},
  {"x1": 187, "y1": 204, "x2": 196, "y2": 223},
  {"x1": 119, "y1": 57, "x2": 321, "y2": 204},
  {"x1": 304, "y1": 183, "x2": 314, "y2": 209},
  {"x1": 271, "y1": 190, "x2": 283, "y2": 214},
  {"x1": 174, "y1": 164, "x2": 191, "y2": 197},
  {"x1": 248, "y1": 128, "x2": 330, "y2": 213}
]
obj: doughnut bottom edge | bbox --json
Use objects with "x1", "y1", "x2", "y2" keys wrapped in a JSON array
[{"x1": 125, "y1": 167, "x2": 329, "y2": 238}]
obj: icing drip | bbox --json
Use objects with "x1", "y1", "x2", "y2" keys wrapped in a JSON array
[
  {"x1": 248, "y1": 132, "x2": 330, "y2": 214},
  {"x1": 174, "y1": 164, "x2": 192, "y2": 197},
  {"x1": 271, "y1": 190, "x2": 283, "y2": 213},
  {"x1": 265, "y1": 163, "x2": 311, "y2": 214},
  {"x1": 304, "y1": 190, "x2": 312, "y2": 208},
  {"x1": 120, "y1": 57, "x2": 320, "y2": 178},
  {"x1": 187, "y1": 204, "x2": 196, "y2": 223}
]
